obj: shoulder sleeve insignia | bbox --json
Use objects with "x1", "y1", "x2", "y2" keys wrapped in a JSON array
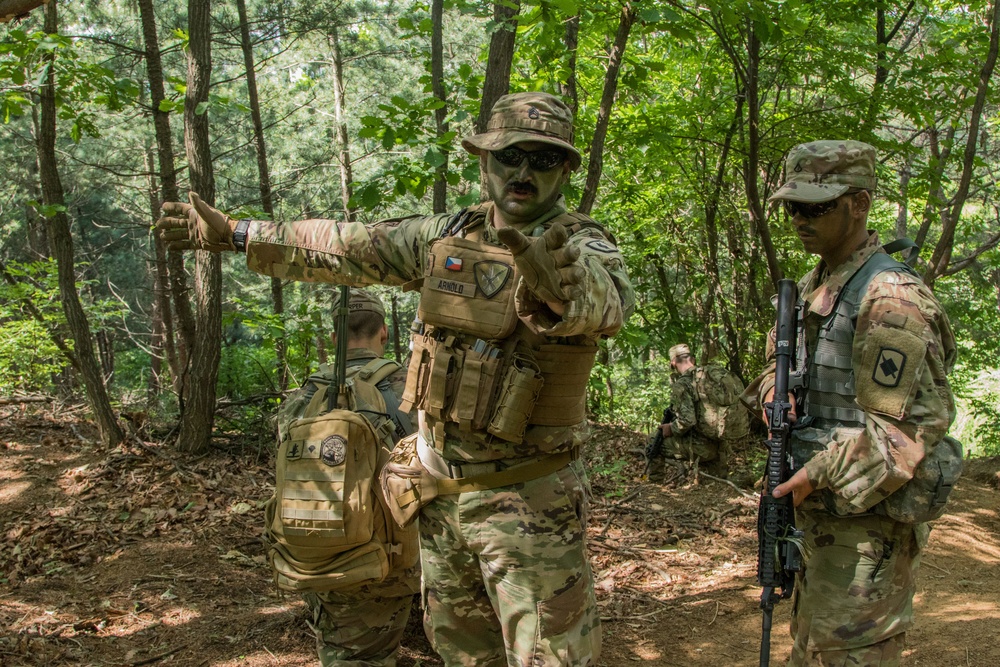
[
  {"x1": 856, "y1": 323, "x2": 926, "y2": 419},
  {"x1": 872, "y1": 347, "x2": 906, "y2": 387},
  {"x1": 585, "y1": 239, "x2": 617, "y2": 254}
]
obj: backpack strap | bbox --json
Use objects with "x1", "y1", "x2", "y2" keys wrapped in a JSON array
[{"x1": 357, "y1": 357, "x2": 412, "y2": 441}]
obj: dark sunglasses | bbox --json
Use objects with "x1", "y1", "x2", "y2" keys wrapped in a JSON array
[
  {"x1": 491, "y1": 146, "x2": 567, "y2": 171},
  {"x1": 782, "y1": 198, "x2": 839, "y2": 219}
]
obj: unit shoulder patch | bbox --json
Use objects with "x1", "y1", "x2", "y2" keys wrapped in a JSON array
[
  {"x1": 856, "y1": 324, "x2": 926, "y2": 419},
  {"x1": 872, "y1": 347, "x2": 906, "y2": 388},
  {"x1": 585, "y1": 239, "x2": 617, "y2": 254}
]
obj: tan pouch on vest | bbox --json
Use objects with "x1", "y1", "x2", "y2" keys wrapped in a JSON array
[
  {"x1": 418, "y1": 236, "x2": 519, "y2": 339},
  {"x1": 487, "y1": 353, "x2": 544, "y2": 443},
  {"x1": 530, "y1": 344, "x2": 598, "y2": 426}
]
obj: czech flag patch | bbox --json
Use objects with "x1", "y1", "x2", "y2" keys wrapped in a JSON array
[{"x1": 445, "y1": 257, "x2": 463, "y2": 271}]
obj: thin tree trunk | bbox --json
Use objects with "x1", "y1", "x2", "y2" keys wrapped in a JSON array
[
  {"x1": 328, "y1": 24, "x2": 356, "y2": 221},
  {"x1": 743, "y1": 23, "x2": 782, "y2": 286},
  {"x1": 578, "y1": 3, "x2": 634, "y2": 215},
  {"x1": 431, "y1": 0, "x2": 448, "y2": 214},
  {"x1": 36, "y1": 0, "x2": 122, "y2": 447},
  {"x1": 143, "y1": 147, "x2": 176, "y2": 400},
  {"x1": 560, "y1": 12, "x2": 579, "y2": 115},
  {"x1": 477, "y1": 1, "x2": 519, "y2": 196},
  {"x1": 926, "y1": 0, "x2": 1000, "y2": 286},
  {"x1": 236, "y1": 0, "x2": 287, "y2": 391},
  {"x1": 177, "y1": 0, "x2": 221, "y2": 454},
  {"x1": 138, "y1": 0, "x2": 190, "y2": 391}
]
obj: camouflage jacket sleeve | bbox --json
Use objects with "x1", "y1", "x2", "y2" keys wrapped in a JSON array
[
  {"x1": 805, "y1": 273, "x2": 956, "y2": 511},
  {"x1": 243, "y1": 214, "x2": 448, "y2": 286},
  {"x1": 516, "y1": 226, "x2": 635, "y2": 338},
  {"x1": 669, "y1": 373, "x2": 699, "y2": 436}
]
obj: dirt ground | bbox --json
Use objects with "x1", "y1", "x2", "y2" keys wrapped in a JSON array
[{"x1": 1, "y1": 407, "x2": 998, "y2": 667}]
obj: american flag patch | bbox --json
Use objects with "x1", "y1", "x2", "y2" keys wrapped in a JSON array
[{"x1": 445, "y1": 257, "x2": 463, "y2": 271}]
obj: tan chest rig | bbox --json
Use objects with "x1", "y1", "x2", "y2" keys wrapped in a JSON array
[{"x1": 399, "y1": 208, "x2": 600, "y2": 462}]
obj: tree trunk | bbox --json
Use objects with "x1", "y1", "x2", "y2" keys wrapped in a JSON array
[
  {"x1": 477, "y1": 1, "x2": 519, "y2": 195},
  {"x1": 137, "y1": 0, "x2": 190, "y2": 391},
  {"x1": 176, "y1": 0, "x2": 221, "y2": 454},
  {"x1": 36, "y1": 0, "x2": 122, "y2": 447},
  {"x1": 925, "y1": 0, "x2": 1000, "y2": 287},
  {"x1": 742, "y1": 22, "x2": 782, "y2": 287},
  {"x1": 236, "y1": 0, "x2": 287, "y2": 391},
  {"x1": 560, "y1": 12, "x2": 579, "y2": 115},
  {"x1": 328, "y1": 23, "x2": 356, "y2": 221},
  {"x1": 143, "y1": 147, "x2": 177, "y2": 400},
  {"x1": 578, "y1": 3, "x2": 634, "y2": 215},
  {"x1": 431, "y1": 0, "x2": 448, "y2": 214}
]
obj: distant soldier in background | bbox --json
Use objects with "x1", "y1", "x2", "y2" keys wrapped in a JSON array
[{"x1": 645, "y1": 343, "x2": 748, "y2": 481}]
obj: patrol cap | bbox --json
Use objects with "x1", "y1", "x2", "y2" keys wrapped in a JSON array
[
  {"x1": 669, "y1": 344, "x2": 691, "y2": 363},
  {"x1": 347, "y1": 288, "x2": 385, "y2": 319},
  {"x1": 462, "y1": 92, "x2": 582, "y2": 170},
  {"x1": 770, "y1": 140, "x2": 877, "y2": 203}
]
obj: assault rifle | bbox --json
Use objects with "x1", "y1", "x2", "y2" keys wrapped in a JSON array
[
  {"x1": 757, "y1": 279, "x2": 803, "y2": 667},
  {"x1": 643, "y1": 406, "x2": 676, "y2": 477}
]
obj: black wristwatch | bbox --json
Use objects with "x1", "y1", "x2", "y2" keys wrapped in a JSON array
[{"x1": 232, "y1": 219, "x2": 251, "y2": 253}]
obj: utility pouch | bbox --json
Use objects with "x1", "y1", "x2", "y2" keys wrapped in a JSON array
[
  {"x1": 879, "y1": 434, "x2": 964, "y2": 524},
  {"x1": 448, "y1": 341, "x2": 503, "y2": 431},
  {"x1": 487, "y1": 354, "x2": 544, "y2": 443},
  {"x1": 379, "y1": 434, "x2": 440, "y2": 529},
  {"x1": 400, "y1": 333, "x2": 432, "y2": 413},
  {"x1": 530, "y1": 344, "x2": 598, "y2": 427}
]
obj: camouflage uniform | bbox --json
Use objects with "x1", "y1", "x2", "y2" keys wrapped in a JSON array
[
  {"x1": 755, "y1": 141, "x2": 957, "y2": 666},
  {"x1": 158, "y1": 91, "x2": 634, "y2": 666},
  {"x1": 662, "y1": 366, "x2": 727, "y2": 474},
  {"x1": 247, "y1": 196, "x2": 629, "y2": 665},
  {"x1": 278, "y1": 347, "x2": 419, "y2": 667}
]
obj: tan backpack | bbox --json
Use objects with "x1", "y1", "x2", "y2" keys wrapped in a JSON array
[
  {"x1": 693, "y1": 364, "x2": 750, "y2": 441},
  {"x1": 265, "y1": 358, "x2": 419, "y2": 593}
]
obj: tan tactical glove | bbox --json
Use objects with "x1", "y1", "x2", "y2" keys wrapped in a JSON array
[
  {"x1": 156, "y1": 192, "x2": 237, "y2": 252},
  {"x1": 496, "y1": 222, "x2": 585, "y2": 304}
]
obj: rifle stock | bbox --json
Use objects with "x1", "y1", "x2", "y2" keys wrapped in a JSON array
[{"x1": 757, "y1": 279, "x2": 803, "y2": 667}]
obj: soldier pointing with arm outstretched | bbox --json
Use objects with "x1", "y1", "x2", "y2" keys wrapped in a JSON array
[{"x1": 158, "y1": 92, "x2": 634, "y2": 667}]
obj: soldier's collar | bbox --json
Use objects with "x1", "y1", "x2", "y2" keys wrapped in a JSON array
[{"x1": 802, "y1": 231, "x2": 882, "y2": 317}]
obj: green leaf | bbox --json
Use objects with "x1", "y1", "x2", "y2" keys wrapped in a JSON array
[{"x1": 424, "y1": 147, "x2": 446, "y2": 168}]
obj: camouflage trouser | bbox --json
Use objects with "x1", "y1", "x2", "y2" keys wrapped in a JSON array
[
  {"x1": 303, "y1": 568, "x2": 419, "y2": 667},
  {"x1": 663, "y1": 434, "x2": 728, "y2": 477},
  {"x1": 788, "y1": 503, "x2": 928, "y2": 667},
  {"x1": 419, "y1": 458, "x2": 601, "y2": 666}
]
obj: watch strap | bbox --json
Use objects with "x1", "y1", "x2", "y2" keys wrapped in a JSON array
[{"x1": 232, "y1": 219, "x2": 251, "y2": 252}]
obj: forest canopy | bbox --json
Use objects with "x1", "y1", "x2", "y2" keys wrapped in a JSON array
[{"x1": 1, "y1": 0, "x2": 998, "y2": 454}]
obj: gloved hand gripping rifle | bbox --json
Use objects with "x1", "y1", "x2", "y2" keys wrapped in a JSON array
[
  {"x1": 642, "y1": 406, "x2": 676, "y2": 478},
  {"x1": 757, "y1": 279, "x2": 804, "y2": 667}
]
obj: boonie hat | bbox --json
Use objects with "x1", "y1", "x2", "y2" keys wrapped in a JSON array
[
  {"x1": 770, "y1": 140, "x2": 877, "y2": 203},
  {"x1": 669, "y1": 344, "x2": 691, "y2": 363},
  {"x1": 462, "y1": 92, "x2": 582, "y2": 170},
  {"x1": 347, "y1": 288, "x2": 385, "y2": 319}
]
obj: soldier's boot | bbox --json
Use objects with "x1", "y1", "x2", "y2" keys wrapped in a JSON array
[{"x1": 644, "y1": 456, "x2": 666, "y2": 483}]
